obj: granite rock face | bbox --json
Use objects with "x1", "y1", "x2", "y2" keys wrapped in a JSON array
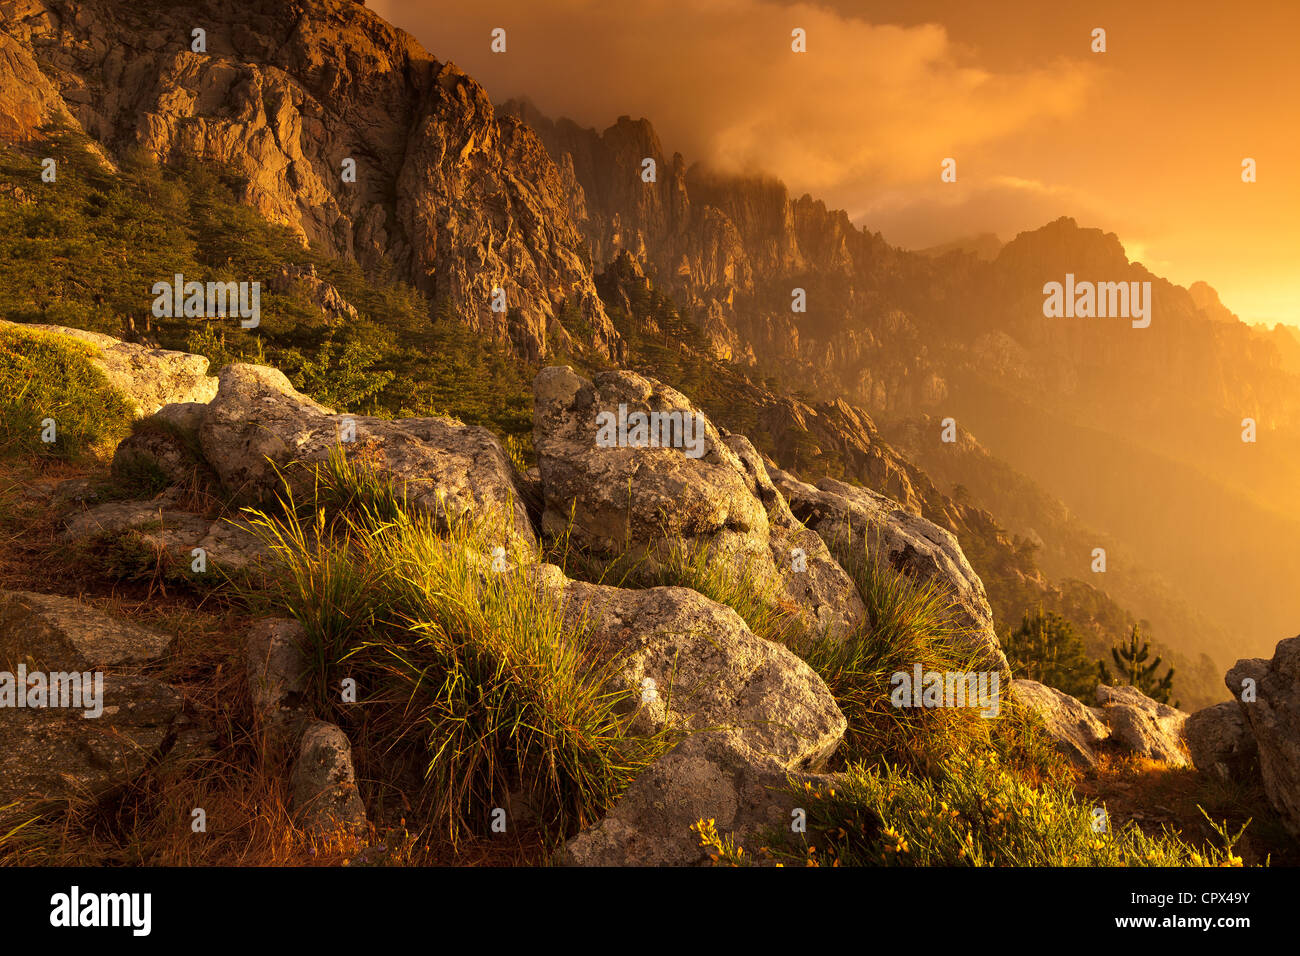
[{"x1": 0, "y1": 0, "x2": 619, "y2": 362}]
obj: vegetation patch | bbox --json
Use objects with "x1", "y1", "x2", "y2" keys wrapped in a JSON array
[
  {"x1": 0, "y1": 324, "x2": 134, "y2": 462},
  {"x1": 242, "y1": 454, "x2": 669, "y2": 846}
]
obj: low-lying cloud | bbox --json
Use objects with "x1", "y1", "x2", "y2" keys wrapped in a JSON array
[{"x1": 372, "y1": 0, "x2": 1091, "y2": 221}]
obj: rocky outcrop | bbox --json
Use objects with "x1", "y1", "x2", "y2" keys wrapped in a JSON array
[
  {"x1": 1185, "y1": 701, "x2": 1256, "y2": 782},
  {"x1": 199, "y1": 363, "x2": 536, "y2": 547},
  {"x1": 0, "y1": 590, "x2": 182, "y2": 805},
  {"x1": 1227, "y1": 638, "x2": 1300, "y2": 833},
  {"x1": 0, "y1": 9, "x2": 73, "y2": 141},
  {"x1": 2, "y1": 320, "x2": 217, "y2": 416},
  {"x1": 1011, "y1": 679, "x2": 1108, "y2": 768},
  {"x1": 773, "y1": 469, "x2": 1008, "y2": 673},
  {"x1": 0, "y1": 0, "x2": 618, "y2": 361},
  {"x1": 1094, "y1": 683, "x2": 1190, "y2": 767},
  {"x1": 532, "y1": 365, "x2": 865, "y2": 639}
]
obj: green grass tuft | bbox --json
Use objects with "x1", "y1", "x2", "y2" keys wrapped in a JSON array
[
  {"x1": 0, "y1": 324, "x2": 134, "y2": 461},
  {"x1": 241, "y1": 455, "x2": 668, "y2": 845}
]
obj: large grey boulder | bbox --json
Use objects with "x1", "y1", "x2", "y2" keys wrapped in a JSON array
[
  {"x1": 1094, "y1": 683, "x2": 1190, "y2": 766},
  {"x1": 2, "y1": 321, "x2": 217, "y2": 416},
  {"x1": 1227, "y1": 637, "x2": 1300, "y2": 833},
  {"x1": 523, "y1": 562, "x2": 846, "y2": 866},
  {"x1": 0, "y1": 591, "x2": 182, "y2": 806},
  {"x1": 1185, "y1": 701, "x2": 1257, "y2": 782},
  {"x1": 1011, "y1": 679, "x2": 1109, "y2": 768},
  {"x1": 560, "y1": 732, "x2": 824, "y2": 867},
  {"x1": 531, "y1": 366, "x2": 864, "y2": 640},
  {"x1": 772, "y1": 468, "x2": 1008, "y2": 673},
  {"x1": 199, "y1": 364, "x2": 535, "y2": 548},
  {"x1": 540, "y1": 572, "x2": 846, "y2": 769}
]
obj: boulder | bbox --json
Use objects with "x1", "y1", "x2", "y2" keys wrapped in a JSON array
[
  {"x1": 1227, "y1": 637, "x2": 1300, "y2": 833},
  {"x1": 1185, "y1": 701, "x2": 1257, "y2": 782},
  {"x1": 2, "y1": 321, "x2": 217, "y2": 416},
  {"x1": 530, "y1": 562, "x2": 847, "y2": 866},
  {"x1": 532, "y1": 366, "x2": 864, "y2": 639},
  {"x1": 290, "y1": 721, "x2": 368, "y2": 838},
  {"x1": 1011, "y1": 679, "x2": 1108, "y2": 768},
  {"x1": 1094, "y1": 683, "x2": 1190, "y2": 766},
  {"x1": 0, "y1": 591, "x2": 182, "y2": 806},
  {"x1": 244, "y1": 618, "x2": 310, "y2": 718},
  {"x1": 199, "y1": 364, "x2": 535, "y2": 547},
  {"x1": 541, "y1": 573, "x2": 846, "y2": 769},
  {"x1": 773, "y1": 469, "x2": 1009, "y2": 673},
  {"x1": 559, "y1": 732, "x2": 822, "y2": 867}
]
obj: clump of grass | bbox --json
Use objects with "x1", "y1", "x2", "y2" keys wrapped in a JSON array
[
  {"x1": 311, "y1": 444, "x2": 409, "y2": 524},
  {"x1": 0, "y1": 324, "x2": 134, "y2": 461},
  {"x1": 242, "y1": 454, "x2": 667, "y2": 846},
  {"x1": 769, "y1": 752, "x2": 1249, "y2": 867},
  {"x1": 793, "y1": 527, "x2": 994, "y2": 770}
]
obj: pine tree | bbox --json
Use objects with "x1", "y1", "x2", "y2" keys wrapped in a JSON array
[
  {"x1": 1098, "y1": 624, "x2": 1178, "y2": 707},
  {"x1": 1002, "y1": 606, "x2": 1095, "y2": 698}
]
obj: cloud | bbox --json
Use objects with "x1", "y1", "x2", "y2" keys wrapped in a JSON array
[
  {"x1": 858, "y1": 176, "x2": 1114, "y2": 250},
  {"x1": 372, "y1": 0, "x2": 1092, "y2": 195}
]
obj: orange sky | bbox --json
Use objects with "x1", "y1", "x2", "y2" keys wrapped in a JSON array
[{"x1": 372, "y1": 0, "x2": 1300, "y2": 326}]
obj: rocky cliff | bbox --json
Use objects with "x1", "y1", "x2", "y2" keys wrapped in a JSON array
[{"x1": 0, "y1": 0, "x2": 619, "y2": 360}]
